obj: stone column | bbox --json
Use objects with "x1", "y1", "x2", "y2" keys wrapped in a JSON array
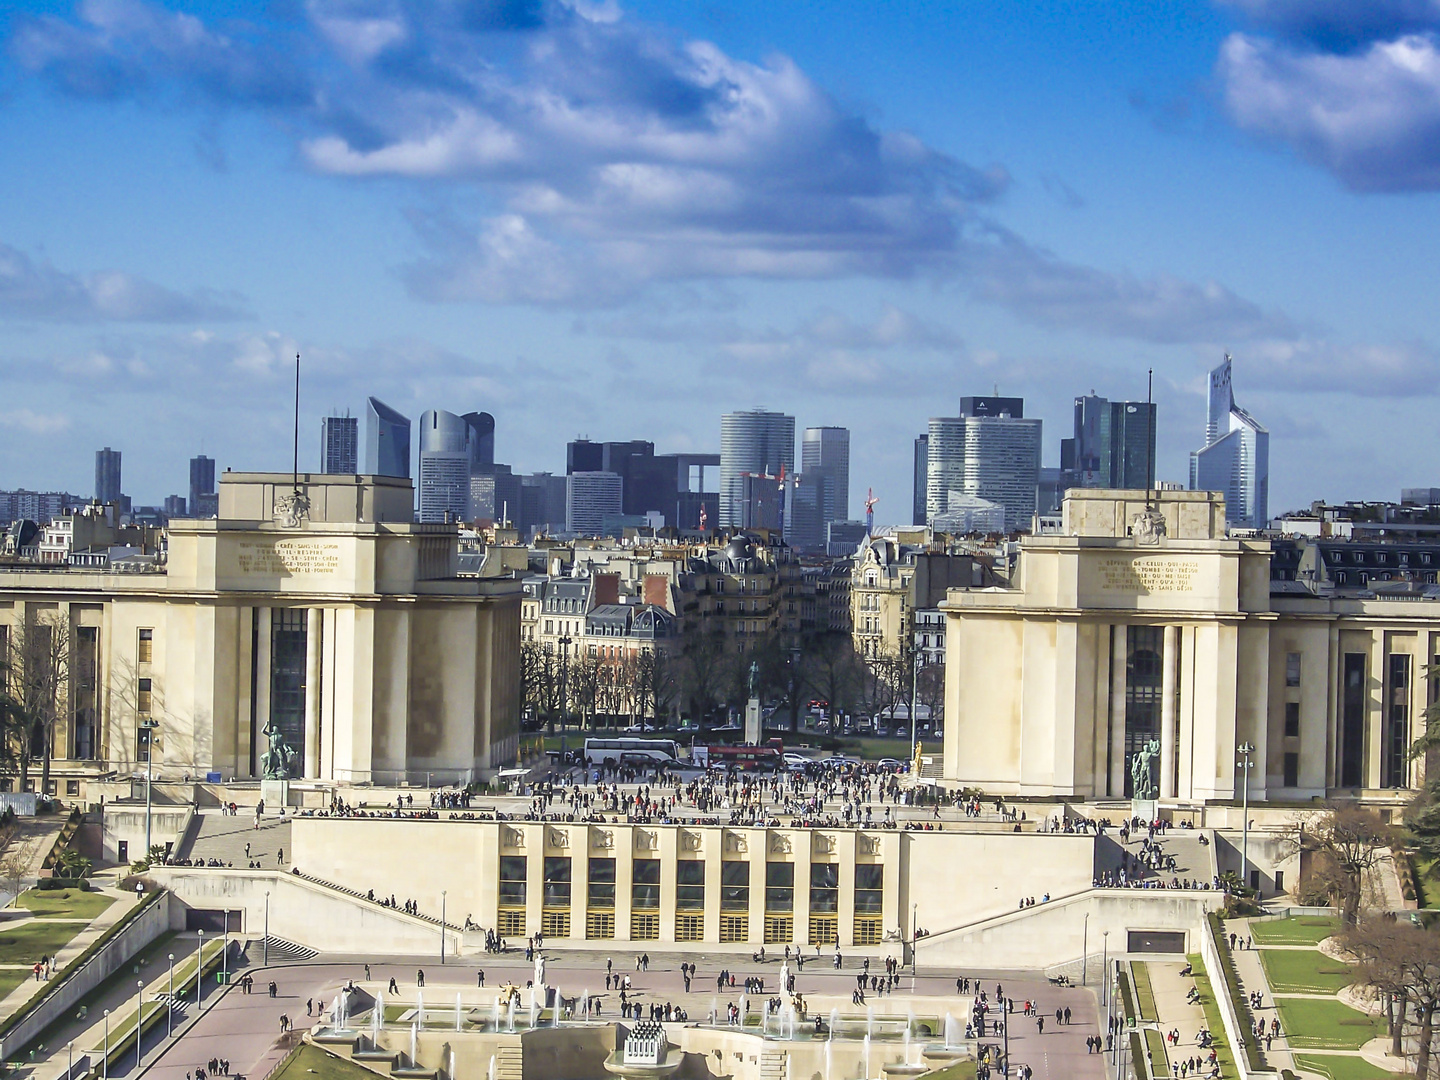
[
  {"x1": 1160, "y1": 625, "x2": 1178, "y2": 799},
  {"x1": 1109, "y1": 624, "x2": 1127, "y2": 797},
  {"x1": 254, "y1": 607, "x2": 272, "y2": 775},
  {"x1": 304, "y1": 608, "x2": 321, "y2": 779}
]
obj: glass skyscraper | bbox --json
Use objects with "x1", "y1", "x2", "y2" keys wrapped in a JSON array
[
  {"x1": 365, "y1": 397, "x2": 411, "y2": 479},
  {"x1": 719, "y1": 409, "x2": 795, "y2": 529},
  {"x1": 1190, "y1": 355, "x2": 1269, "y2": 529}
]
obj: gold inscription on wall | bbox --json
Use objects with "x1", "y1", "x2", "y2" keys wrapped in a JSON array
[
  {"x1": 236, "y1": 540, "x2": 341, "y2": 578},
  {"x1": 1098, "y1": 557, "x2": 1198, "y2": 594}
]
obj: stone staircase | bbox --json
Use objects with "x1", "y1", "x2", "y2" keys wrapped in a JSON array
[
  {"x1": 255, "y1": 936, "x2": 318, "y2": 962},
  {"x1": 759, "y1": 1046, "x2": 788, "y2": 1080},
  {"x1": 290, "y1": 869, "x2": 449, "y2": 929}
]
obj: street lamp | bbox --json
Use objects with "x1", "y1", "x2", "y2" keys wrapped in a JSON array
[
  {"x1": 1237, "y1": 742, "x2": 1256, "y2": 894},
  {"x1": 68, "y1": 1040, "x2": 73, "y2": 1080},
  {"x1": 910, "y1": 643, "x2": 921, "y2": 767},
  {"x1": 559, "y1": 635, "x2": 573, "y2": 749},
  {"x1": 264, "y1": 890, "x2": 270, "y2": 965},
  {"x1": 911, "y1": 902, "x2": 918, "y2": 977},
  {"x1": 440, "y1": 890, "x2": 447, "y2": 965},
  {"x1": 195, "y1": 930, "x2": 204, "y2": 1005},
  {"x1": 102, "y1": 1010, "x2": 109, "y2": 1080},
  {"x1": 1082, "y1": 912, "x2": 1090, "y2": 987},
  {"x1": 139, "y1": 717, "x2": 159, "y2": 861},
  {"x1": 222, "y1": 910, "x2": 229, "y2": 983},
  {"x1": 1101, "y1": 930, "x2": 1109, "y2": 1006},
  {"x1": 167, "y1": 953, "x2": 175, "y2": 1036},
  {"x1": 135, "y1": 979, "x2": 144, "y2": 1070}
]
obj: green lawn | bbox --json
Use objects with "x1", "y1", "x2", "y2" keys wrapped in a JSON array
[
  {"x1": 0, "y1": 921, "x2": 86, "y2": 964},
  {"x1": 1144, "y1": 1028, "x2": 1170, "y2": 1077},
  {"x1": 15, "y1": 890, "x2": 115, "y2": 921},
  {"x1": 1275, "y1": 998, "x2": 1386, "y2": 1050},
  {"x1": 0, "y1": 969, "x2": 28, "y2": 1001},
  {"x1": 1250, "y1": 917, "x2": 1340, "y2": 946},
  {"x1": 1293, "y1": 1054, "x2": 1406, "y2": 1080},
  {"x1": 271, "y1": 1044, "x2": 386, "y2": 1080},
  {"x1": 1260, "y1": 950, "x2": 1356, "y2": 994},
  {"x1": 1186, "y1": 954, "x2": 1237, "y2": 1080},
  {"x1": 1131, "y1": 961, "x2": 1158, "y2": 1021},
  {"x1": 924, "y1": 1062, "x2": 977, "y2": 1080}
]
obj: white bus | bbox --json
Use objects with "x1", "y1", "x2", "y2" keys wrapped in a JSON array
[{"x1": 583, "y1": 737, "x2": 681, "y2": 766}]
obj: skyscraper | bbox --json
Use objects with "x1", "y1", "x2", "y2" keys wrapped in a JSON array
[
  {"x1": 801, "y1": 426, "x2": 850, "y2": 525},
  {"x1": 463, "y1": 412, "x2": 495, "y2": 470},
  {"x1": 1068, "y1": 394, "x2": 1157, "y2": 490},
  {"x1": 1191, "y1": 355, "x2": 1269, "y2": 529},
  {"x1": 566, "y1": 472, "x2": 624, "y2": 535},
  {"x1": 926, "y1": 398, "x2": 1042, "y2": 532},
  {"x1": 912, "y1": 435, "x2": 928, "y2": 525},
  {"x1": 418, "y1": 410, "x2": 475, "y2": 522},
  {"x1": 95, "y1": 447, "x2": 122, "y2": 504},
  {"x1": 719, "y1": 409, "x2": 795, "y2": 529},
  {"x1": 320, "y1": 413, "x2": 359, "y2": 474},
  {"x1": 365, "y1": 397, "x2": 411, "y2": 479},
  {"x1": 188, "y1": 455, "x2": 216, "y2": 517}
]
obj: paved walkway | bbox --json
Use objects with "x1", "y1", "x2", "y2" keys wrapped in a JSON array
[
  {"x1": 1144, "y1": 960, "x2": 1217, "y2": 1078},
  {"x1": 1220, "y1": 920, "x2": 1295, "y2": 1073},
  {"x1": 1097, "y1": 833, "x2": 1216, "y2": 888},
  {"x1": 176, "y1": 814, "x2": 290, "y2": 870}
]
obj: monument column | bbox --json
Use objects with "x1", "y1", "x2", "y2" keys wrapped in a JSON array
[
  {"x1": 303, "y1": 608, "x2": 321, "y2": 779},
  {"x1": 1160, "y1": 625, "x2": 1178, "y2": 799}
]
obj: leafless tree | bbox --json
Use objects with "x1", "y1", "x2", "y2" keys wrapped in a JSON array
[
  {"x1": 0, "y1": 840, "x2": 33, "y2": 901},
  {"x1": 1345, "y1": 916, "x2": 1440, "y2": 1080},
  {"x1": 0, "y1": 613, "x2": 72, "y2": 793},
  {"x1": 1303, "y1": 806, "x2": 1395, "y2": 925}
]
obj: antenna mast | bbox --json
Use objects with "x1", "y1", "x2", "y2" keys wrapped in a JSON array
[
  {"x1": 293, "y1": 353, "x2": 301, "y2": 496},
  {"x1": 1146, "y1": 367, "x2": 1154, "y2": 509}
]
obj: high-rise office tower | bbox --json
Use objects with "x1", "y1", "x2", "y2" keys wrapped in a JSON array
[
  {"x1": 95, "y1": 447, "x2": 122, "y2": 504},
  {"x1": 926, "y1": 398, "x2": 1042, "y2": 532},
  {"x1": 321, "y1": 413, "x2": 359, "y2": 474},
  {"x1": 520, "y1": 472, "x2": 569, "y2": 536},
  {"x1": 418, "y1": 410, "x2": 476, "y2": 522},
  {"x1": 463, "y1": 412, "x2": 495, "y2": 470},
  {"x1": 719, "y1": 409, "x2": 794, "y2": 529},
  {"x1": 1068, "y1": 394, "x2": 1157, "y2": 490},
  {"x1": 365, "y1": 397, "x2": 411, "y2": 479},
  {"x1": 913, "y1": 435, "x2": 928, "y2": 525},
  {"x1": 566, "y1": 472, "x2": 624, "y2": 536},
  {"x1": 801, "y1": 426, "x2": 850, "y2": 526},
  {"x1": 188, "y1": 455, "x2": 216, "y2": 517},
  {"x1": 1191, "y1": 354, "x2": 1269, "y2": 529}
]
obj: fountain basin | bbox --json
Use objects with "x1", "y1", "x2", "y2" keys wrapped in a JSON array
[{"x1": 602, "y1": 1049, "x2": 682, "y2": 1080}]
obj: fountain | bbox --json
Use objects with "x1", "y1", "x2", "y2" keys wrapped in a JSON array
[
  {"x1": 709, "y1": 997, "x2": 718, "y2": 1026},
  {"x1": 371, "y1": 993, "x2": 383, "y2": 1043},
  {"x1": 944, "y1": 1013, "x2": 963, "y2": 1052},
  {"x1": 488, "y1": 1055, "x2": 495, "y2": 1080},
  {"x1": 449, "y1": 1049, "x2": 456, "y2": 1080},
  {"x1": 417, "y1": 990, "x2": 424, "y2": 1027},
  {"x1": 778, "y1": 1001, "x2": 797, "y2": 1041},
  {"x1": 491, "y1": 999, "x2": 501, "y2": 1032},
  {"x1": 866, "y1": 1005, "x2": 875, "y2": 1039},
  {"x1": 829, "y1": 1008, "x2": 839, "y2": 1040},
  {"x1": 824, "y1": 1038, "x2": 833, "y2": 1080},
  {"x1": 456, "y1": 993, "x2": 463, "y2": 1032},
  {"x1": 578, "y1": 991, "x2": 590, "y2": 1020},
  {"x1": 739, "y1": 993, "x2": 747, "y2": 1028},
  {"x1": 862, "y1": 1033, "x2": 871, "y2": 1080},
  {"x1": 506, "y1": 995, "x2": 516, "y2": 1033},
  {"x1": 527, "y1": 984, "x2": 538, "y2": 1030},
  {"x1": 903, "y1": 1026, "x2": 912, "y2": 1066},
  {"x1": 409, "y1": 1017, "x2": 418, "y2": 1066}
]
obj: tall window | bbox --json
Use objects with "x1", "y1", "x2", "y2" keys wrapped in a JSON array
[
  {"x1": 73, "y1": 626, "x2": 99, "y2": 760},
  {"x1": 631, "y1": 859, "x2": 660, "y2": 910},
  {"x1": 543, "y1": 856, "x2": 572, "y2": 908},
  {"x1": 1125, "y1": 626, "x2": 1164, "y2": 797},
  {"x1": 137, "y1": 628, "x2": 153, "y2": 664},
  {"x1": 1340, "y1": 654, "x2": 1366, "y2": 788},
  {"x1": 721, "y1": 862, "x2": 750, "y2": 912},
  {"x1": 137, "y1": 677, "x2": 153, "y2": 715},
  {"x1": 765, "y1": 862, "x2": 794, "y2": 912},
  {"x1": 1284, "y1": 701, "x2": 1300, "y2": 739},
  {"x1": 588, "y1": 858, "x2": 616, "y2": 909},
  {"x1": 810, "y1": 863, "x2": 839, "y2": 913},
  {"x1": 676, "y1": 861, "x2": 705, "y2": 911},
  {"x1": 1285, "y1": 652, "x2": 1301, "y2": 687},
  {"x1": 1385, "y1": 653, "x2": 1411, "y2": 789},
  {"x1": 499, "y1": 856, "x2": 528, "y2": 907},
  {"x1": 270, "y1": 609, "x2": 308, "y2": 764},
  {"x1": 854, "y1": 864, "x2": 883, "y2": 914}
]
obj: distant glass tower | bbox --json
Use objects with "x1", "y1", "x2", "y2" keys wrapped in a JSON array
[
  {"x1": 913, "y1": 435, "x2": 929, "y2": 525},
  {"x1": 418, "y1": 409, "x2": 474, "y2": 522},
  {"x1": 188, "y1": 455, "x2": 215, "y2": 516},
  {"x1": 365, "y1": 397, "x2": 411, "y2": 479},
  {"x1": 1190, "y1": 354, "x2": 1269, "y2": 529},
  {"x1": 719, "y1": 409, "x2": 794, "y2": 529},
  {"x1": 95, "y1": 447, "x2": 122, "y2": 504},
  {"x1": 801, "y1": 426, "x2": 850, "y2": 525},
  {"x1": 1069, "y1": 394, "x2": 1156, "y2": 489},
  {"x1": 320, "y1": 413, "x2": 359, "y2": 474},
  {"x1": 926, "y1": 398, "x2": 1041, "y2": 532}
]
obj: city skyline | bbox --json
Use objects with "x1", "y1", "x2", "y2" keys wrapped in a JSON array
[{"x1": 5, "y1": 3, "x2": 1440, "y2": 516}]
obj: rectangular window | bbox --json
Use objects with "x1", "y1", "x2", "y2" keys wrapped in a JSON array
[
  {"x1": 499, "y1": 855, "x2": 528, "y2": 907},
  {"x1": 137, "y1": 678, "x2": 153, "y2": 715},
  {"x1": 765, "y1": 862, "x2": 794, "y2": 912},
  {"x1": 136, "y1": 723, "x2": 152, "y2": 764},
  {"x1": 1284, "y1": 701, "x2": 1300, "y2": 738},
  {"x1": 765, "y1": 914, "x2": 794, "y2": 945},
  {"x1": 541, "y1": 910, "x2": 570, "y2": 938},
  {"x1": 631, "y1": 859, "x2": 660, "y2": 909},
  {"x1": 854, "y1": 864, "x2": 884, "y2": 914},
  {"x1": 720, "y1": 914, "x2": 748, "y2": 943},
  {"x1": 676, "y1": 914, "x2": 704, "y2": 941},
  {"x1": 1341, "y1": 653, "x2": 1366, "y2": 788},
  {"x1": 1125, "y1": 625, "x2": 1164, "y2": 797},
  {"x1": 587, "y1": 858, "x2": 616, "y2": 909},
  {"x1": 853, "y1": 915, "x2": 883, "y2": 946},
  {"x1": 810, "y1": 863, "x2": 839, "y2": 914},
  {"x1": 676, "y1": 860, "x2": 705, "y2": 911},
  {"x1": 498, "y1": 909, "x2": 525, "y2": 937},
  {"x1": 1386, "y1": 653, "x2": 1412, "y2": 789},
  {"x1": 1284, "y1": 752, "x2": 1299, "y2": 788},
  {"x1": 1285, "y1": 652, "x2": 1301, "y2": 687},
  {"x1": 721, "y1": 861, "x2": 750, "y2": 912},
  {"x1": 809, "y1": 915, "x2": 838, "y2": 946},
  {"x1": 543, "y1": 856, "x2": 572, "y2": 908},
  {"x1": 269, "y1": 609, "x2": 308, "y2": 768},
  {"x1": 138, "y1": 628, "x2": 153, "y2": 664},
  {"x1": 585, "y1": 911, "x2": 615, "y2": 940},
  {"x1": 630, "y1": 912, "x2": 659, "y2": 940},
  {"x1": 0, "y1": 625, "x2": 8, "y2": 692}
]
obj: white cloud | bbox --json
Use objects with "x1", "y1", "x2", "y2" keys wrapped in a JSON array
[{"x1": 0, "y1": 409, "x2": 71, "y2": 435}]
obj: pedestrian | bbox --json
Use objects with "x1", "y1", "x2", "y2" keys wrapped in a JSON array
[
  {"x1": 307, "y1": 999, "x2": 313, "y2": 1016},
  {"x1": 365, "y1": 964, "x2": 371, "y2": 981},
  {"x1": 1064, "y1": 1006, "x2": 1072, "y2": 1025},
  {"x1": 417, "y1": 969, "x2": 425, "y2": 987},
  {"x1": 478, "y1": 970, "x2": 485, "y2": 987},
  {"x1": 1037, "y1": 1016, "x2": 1044, "y2": 1034},
  {"x1": 389, "y1": 977, "x2": 399, "y2": 995},
  {"x1": 245, "y1": 843, "x2": 251, "y2": 859},
  {"x1": 277, "y1": 848, "x2": 284, "y2": 864}
]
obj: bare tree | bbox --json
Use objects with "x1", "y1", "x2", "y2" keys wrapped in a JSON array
[
  {"x1": 809, "y1": 632, "x2": 862, "y2": 725},
  {"x1": 0, "y1": 613, "x2": 72, "y2": 793},
  {"x1": 0, "y1": 840, "x2": 33, "y2": 901},
  {"x1": 1304, "y1": 806, "x2": 1395, "y2": 925},
  {"x1": 1345, "y1": 917, "x2": 1440, "y2": 1080},
  {"x1": 568, "y1": 651, "x2": 602, "y2": 732},
  {"x1": 916, "y1": 661, "x2": 945, "y2": 732},
  {"x1": 681, "y1": 628, "x2": 728, "y2": 726}
]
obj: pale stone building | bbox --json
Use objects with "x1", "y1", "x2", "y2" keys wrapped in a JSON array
[
  {"x1": 943, "y1": 488, "x2": 1439, "y2": 802},
  {"x1": 0, "y1": 472, "x2": 522, "y2": 793}
]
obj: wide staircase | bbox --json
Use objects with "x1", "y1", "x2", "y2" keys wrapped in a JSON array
[{"x1": 174, "y1": 811, "x2": 290, "y2": 867}]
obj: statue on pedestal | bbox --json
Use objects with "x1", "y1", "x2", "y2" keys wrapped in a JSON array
[
  {"x1": 261, "y1": 722, "x2": 296, "y2": 780},
  {"x1": 1130, "y1": 737, "x2": 1161, "y2": 800},
  {"x1": 747, "y1": 660, "x2": 761, "y2": 700}
]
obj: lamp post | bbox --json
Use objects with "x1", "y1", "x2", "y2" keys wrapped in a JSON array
[
  {"x1": 135, "y1": 979, "x2": 144, "y2": 1071},
  {"x1": 559, "y1": 635, "x2": 573, "y2": 753},
  {"x1": 102, "y1": 1010, "x2": 109, "y2": 1080},
  {"x1": 167, "y1": 953, "x2": 175, "y2": 1036},
  {"x1": 195, "y1": 930, "x2": 204, "y2": 1005},
  {"x1": 264, "y1": 890, "x2": 270, "y2": 965},
  {"x1": 140, "y1": 717, "x2": 159, "y2": 861},
  {"x1": 440, "y1": 891, "x2": 447, "y2": 965},
  {"x1": 222, "y1": 910, "x2": 229, "y2": 983},
  {"x1": 911, "y1": 902, "x2": 918, "y2": 977},
  {"x1": 1082, "y1": 912, "x2": 1090, "y2": 987},
  {"x1": 68, "y1": 1040, "x2": 73, "y2": 1080},
  {"x1": 1101, "y1": 930, "x2": 1109, "y2": 1005},
  {"x1": 1237, "y1": 742, "x2": 1255, "y2": 893},
  {"x1": 910, "y1": 642, "x2": 920, "y2": 766}
]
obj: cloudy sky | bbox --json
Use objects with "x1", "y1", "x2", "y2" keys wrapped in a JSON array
[{"x1": 3, "y1": 0, "x2": 1440, "y2": 517}]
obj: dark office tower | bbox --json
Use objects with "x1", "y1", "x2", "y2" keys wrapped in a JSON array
[
  {"x1": 95, "y1": 447, "x2": 122, "y2": 504},
  {"x1": 913, "y1": 435, "x2": 928, "y2": 525},
  {"x1": 365, "y1": 397, "x2": 411, "y2": 479},
  {"x1": 462, "y1": 412, "x2": 495, "y2": 470},
  {"x1": 959, "y1": 396, "x2": 1025, "y2": 419},
  {"x1": 1069, "y1": 394, "x2": 1157, "y2": 490},
  {"x1": 802, "y1": 427, "x2": 850, "y2": 525},
  {"x1": 188, "y1": 455, "x2": 216, "y2": 515},
  {"x1": 321, "y1": 413, "x2": 359, "y2": 474},
  {"x1": 567, "y1": 439, "x2": 604, "y2": 474}
]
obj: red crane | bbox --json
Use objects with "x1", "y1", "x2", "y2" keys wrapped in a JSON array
[{"x1": 864, "y1": 488, "x2": 878, "y2": 535}]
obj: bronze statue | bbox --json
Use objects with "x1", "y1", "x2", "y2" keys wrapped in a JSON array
[
  {"x1": 1130, "y1": 737, "x2": 1160, "y2": 800},
  {"x1": 261, "y1": 722, "x2": 295, "y2": 780},
  {"x1": 747, "y1": 660, "x2": 761, "y2": 700}
]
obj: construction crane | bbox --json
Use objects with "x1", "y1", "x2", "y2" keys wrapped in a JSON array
[{"x1": 864, "y1": 488, "x2": 878, "y2": 535}]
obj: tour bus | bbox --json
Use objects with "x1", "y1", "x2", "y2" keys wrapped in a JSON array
[
  {"x1": 583, "y1": 737, "x2": 681, "y2": 766},
  {"x1": 701, "y1": 741, "x2": 784, "y2": 773}
]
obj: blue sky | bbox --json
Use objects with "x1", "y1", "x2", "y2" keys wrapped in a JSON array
[{"x1": 3, "y1": 0, "x2": 1440, "y2": 518}]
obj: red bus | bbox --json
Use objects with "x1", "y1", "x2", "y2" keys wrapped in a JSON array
[{"x1": 699, "y1": 742, "x2": 783, "y2": 772}]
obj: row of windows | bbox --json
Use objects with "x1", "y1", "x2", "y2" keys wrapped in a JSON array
[{"x1": 497, "y1": 856, "x2": 882, "y2": 916}]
